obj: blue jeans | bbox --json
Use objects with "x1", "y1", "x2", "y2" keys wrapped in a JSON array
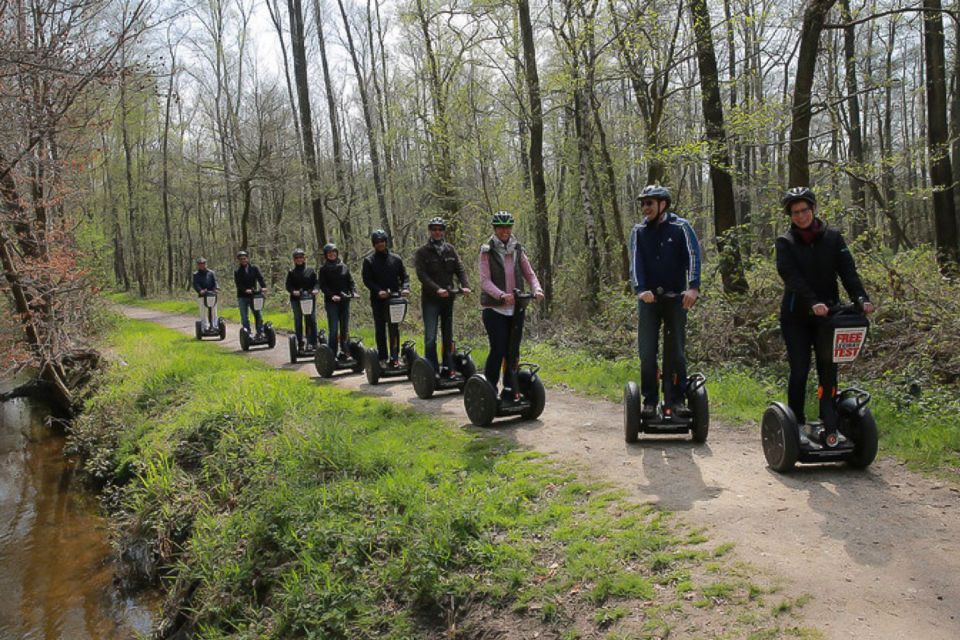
[
  {"x1": 637, "y1": 298, "x2": 687, "y2": 406},
  {"x1": 238, "y1": 296, "x2": 264, "y2": 333},
  {"x1": 325, "y1": 299, "x2": 351, "y2": 351},
  {"x1": 422, "y1": 298, "x2": 454, "y2": 372},
  {"x1": 291, "y1": 299, "x2": 318, "y2": 345},
  {"x1": 482, "y1": 308, "x2": 524, "y2": 394}
]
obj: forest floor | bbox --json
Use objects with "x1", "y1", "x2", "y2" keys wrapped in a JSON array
[{"x1": 119, "y1": 305, "x2": 960, "y2": 640}]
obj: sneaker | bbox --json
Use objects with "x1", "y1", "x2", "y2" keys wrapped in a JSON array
[
  {"x1": 671, "y1": 403, "x2": 692, "y2": 418},
  {"x1": 641, "y1": 404, "x2": 658, "y2": 419},
  {"x1": 298, "y1": 341, "x2": 306, "y2": 351},
  {"x1": 500, "y1": 389, "x2": 520, "y2": 404},
  {"x1": 389, "y1": 358, "x2": 400, "y2": 368}
]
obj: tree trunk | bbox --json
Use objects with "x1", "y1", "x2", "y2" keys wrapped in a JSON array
[
  {"x1": 161, "y1": 50, "x2": 176, "y2": 292},
  {"x1": 688, "y1": 0, "x2": 748, "y2": 294},
  {"x1": 840, "y1": 0, "x2": 867, "y2": 241}
]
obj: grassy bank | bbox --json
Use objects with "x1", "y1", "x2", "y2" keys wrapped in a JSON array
[
  {"x1": 71, "y1": 320, "x2": 816, "y2": 639},
  {"x1": 110, "y1": 292, "x2": 960, "y2": 477}
]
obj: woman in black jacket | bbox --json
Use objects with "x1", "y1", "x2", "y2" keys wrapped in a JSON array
[
  {"x1": 318, "y1": 242, "x2": 357, "y2": 357},
  {"x1": 776, "y1": 187, "x2": 875, "y2": 429}
]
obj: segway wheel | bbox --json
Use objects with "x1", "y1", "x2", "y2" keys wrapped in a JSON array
[
  {"x1": 239, "y1": 328, "x2": 250, "y2": 351},
  {"x1": 463, "y1": 375, "x2": 497, "y2": 427},
  {"x1": 364, "y1": 348, "x2": 382, "y2": 385},
  {"x1": 845, "y1": 409, "x2": 879, "y2": 469},
  {"x1": 688, "y1": 384, "x2": 710, "y2": 444},
  {"x1": 519, "y1": 375, "x2": 546, "y2": 420},
  {"x1": 623, "y1": 381, "x2": 641, "y2": 444},
  {"x1": 288, "y1": 335, "x2": 299, "y2": 363},
  {"x1": 349, "y1": 341, "x2": 365, "y2": 373},
  {"x1": 218, "y1": 320, "x2": 227, "y2": 341},
  {"x1": 315, "y1": 344, "x2": 336, "y2": 378},
  {"x1": 195, "y1": 321, "x2": 202, "y2": 340},
  {"x1": 266, "y1": 326, "x2": 276, "y2": 349},
  {"x1": 761, "y1": 402, "x2": 800, "y2": 472},
  {"x1": 411, "y1": 358, "x2": 437, "y2": 399}
]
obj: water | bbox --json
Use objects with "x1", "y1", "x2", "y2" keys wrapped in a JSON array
[{"x1": 0, "y1": 385, "x2": 155, "y2": 639}]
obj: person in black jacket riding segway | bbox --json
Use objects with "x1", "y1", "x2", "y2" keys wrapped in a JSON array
[
  {"x1": 234, "y1": 250, "x2": 268, "y2": 337},
  {"x1": 318, "y1": 242, "x2": 357, "y2": 359},
  {"x1": 776, "y1": 187, "x2": 875, "y2": 431},
  {"x1": 362, "y1": 230, "x2": 410, "y2": 365},
  {"x1": 413, "y1": 216, "x2": 471, "y2": 376},
  {"x1": 192, "y1": 257, "x2": 219, "y2": 331},
  {"x1": 285, "y1": 248, "x2": 319, "y2": 351}
]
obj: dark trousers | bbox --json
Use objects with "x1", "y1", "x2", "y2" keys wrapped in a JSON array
[
  {"x1": 291, "y1": 301, "x2": 318, "y2": 345},
  {"x1": 238, "y1": 297, "x2": 264, "y2": 333},
  {"x1": 422, "y1": 297, "x2": 454, "y2": 372},
  {"x1": 325, "y1": 299, "x2": 351, "y2": 351},
  {"x1": 482, "y1": 308, "x2": 524, "y2": 394},
  {"x1": 371, "y1": 299, "x2": 400, "y2": 360},
  {"x1": 781, "y1": 316, "x2": 839, "y2": 427},
  {"x1": 637, "y1": 298, "x2": 687, "y2": 406}
]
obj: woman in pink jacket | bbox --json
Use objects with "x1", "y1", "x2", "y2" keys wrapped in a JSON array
[{"x1": 478, "y1": 211, "x2": 545, "y2": 401}]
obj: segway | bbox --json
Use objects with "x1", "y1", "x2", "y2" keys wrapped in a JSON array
[
  {"x1": 314, "y1": 291, "x2": 365, "y2": 378},
  {"x1": 238, "y1": 291, "x2": 276, "y2": 351},
  {"x1": 363, "y1": 291, "x2": 418, "y2": 385},
  {"x1": 288, "y1": 290, "x2": 325, "y2": 363},
  {"x1": 463, "y1": 290, "x2": 545, "y2": 427},
  {"x1": 761, "y1": 299, "x2": 877, "y2": 472},
  {"x1": 195, "y1": 291, "x2": 227, "y2": 340},
  {"x1": 410, "y1": 288, "x2": 477, "y2": 398},
  {"x1": 622, "y1": 289, "x2": 709, "y2": 444}
]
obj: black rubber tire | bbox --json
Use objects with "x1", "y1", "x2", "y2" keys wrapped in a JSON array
[
  {"x1": 315, "y1": 344, "x2": 336, "y2": 378},
  {"x1": 239, "y1": 328, "x2": 250, "y2": 351},
  {"x1": 266, "y1": 326, "x2": 276, "y2": 349},
  {"x1": 761, "y1": 402, "x2": 800, "y2": 472},
  {"x1": 846, "y1": 409, "x2": 879, "y2": 469},
  {"x1": 288, "y1": 335, "x2": 298, "y2": 363},
  {"x1": 688, "y1": 384, "x2": 710, "y2": 443},
  {"x1": 463, "y1": 375, "x2": 497, "y2": 427},
  {"x1": 218, "y1": 320, "x2": 226, "y2": 341},
  {"x1": 364, "y1": 348, "x2": 382, "y2": 385},
  {"x1": 195, "y1": 321, "x2": 202, "y2": 340},
  {"x1": 624, "y1": 381, "x2": 641, "y2": 444},
  {"x1": 411, "y1": 358, "x2": 437, "y2": 399},
  {"x1": 349, "y1": 341, "x2": 365, "y2": 373},
  {"x1": 520, "y1": 376, "x2": 546, "y2": 420}
]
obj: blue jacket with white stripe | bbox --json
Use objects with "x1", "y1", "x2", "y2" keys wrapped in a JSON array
[{"x1": 629, "y1": 211, "x2": 702, "y2": 294}]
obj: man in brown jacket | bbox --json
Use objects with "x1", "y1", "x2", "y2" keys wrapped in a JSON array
[{"x1": 413, "y1": 217, "x2": 471, "y2": 375}]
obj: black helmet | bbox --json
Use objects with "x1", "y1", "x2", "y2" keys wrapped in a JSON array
[
  {"x1": 370, "y1": 229, "x2": 388, "y2": 244},
  {"x1": 491, "y1": 211, "x2": 515, "y2": 226},
  {"x1": 292, "y1": 248, "x2": 305, "y2": 257},
  {"x1": 638, "y1": 184, "x2": 672, "y2": 207},
  {"x1": 782, "y1": 186, "x2": 817, "y2": 213},
  {"x1": 322, "y1": 243, "x2": 338, "y2": 254},
  {"x1": 236, "y1": 250, "x2": 248, "y2": 258},
  {"x1": 427, "y1": 216, "x2": 446, "y2": 229}
]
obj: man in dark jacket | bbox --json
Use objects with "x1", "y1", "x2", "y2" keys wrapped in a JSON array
[
  {"x1": 413, "y1": 217, "x2": 471, "y2": 375},
  {"x1": 629, "y1": 185, "x2": 702, "y2": 418},
  {"x1": 776, "y1": 186, "x2": 874, "y2": 430},
  {"x1": 362, "y1": 230, "x2": 410, "y2": 364},
  {"x1": 317, "y1": 242, "x2": 357, "y2": 357},
  {"x1": 234, "y1": 250, "x2": 268, "y2": 337},
  {"x1": 192, "y1": 257, "x2": 218, "y2": 330},
  {"x1": 285, "y1": 248, "x2": 319, "y2": 349}
]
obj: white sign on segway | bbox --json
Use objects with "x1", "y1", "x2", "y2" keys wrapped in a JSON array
[{"x1": 832, "y1": 327, "x2": 867, "y2": 363}]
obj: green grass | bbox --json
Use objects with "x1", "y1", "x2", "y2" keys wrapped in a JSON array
[{"x1": 70, "y1": 319, "x2": 815, "y2": 639}]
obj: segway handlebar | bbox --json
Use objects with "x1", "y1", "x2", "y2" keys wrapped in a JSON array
[
  {"x1": 339, "y1": 290, "x2": 361, "y2": 299},
  {"x1": 653, "y1": 286, "x2": 682, "y2": 300},
  {"x1": 824, "y1": 297, "x2": 867, "y2": 317}
]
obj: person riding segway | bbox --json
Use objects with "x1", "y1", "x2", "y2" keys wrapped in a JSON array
[
  {"x1": 361, "y1": 230, "x2": 417, "y2": 384},
  {"x1": 234, "y1": 250, "x2": 275, "y2": 351},
  {"x1": 285, "y1": 248, "x2": 321, "y2": 362},
  {"x1": 192, "y1": 257, "x2": 226, "y2": 340},
  {"x1": 410, "y1": 216, "x2": 477, "y2": 398},
  {"x1": 761, "y1": 187, "x2": 877, "y2": 471},
  {"x1": 623, "y1": 185, "x2": 709, "y2": 443},
  {"x1": 462, "y1": 211, "x2": 545, "y2": 426},
  {"x1": 315, "y1": 242, "x2": 365, "y2": 377}
]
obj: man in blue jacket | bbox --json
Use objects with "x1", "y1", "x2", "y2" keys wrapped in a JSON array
[{"x1": 629, "y1": 185, "x2": 702, "y2": 418}]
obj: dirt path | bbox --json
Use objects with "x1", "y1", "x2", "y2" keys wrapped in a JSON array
[{"x1": 121, "y1": 306, "x2": 960, "y2": 640}]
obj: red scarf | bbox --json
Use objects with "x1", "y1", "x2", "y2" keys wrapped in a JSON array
[{"x1": 794, "y1": 218, "x2": 822, "y2": 245}]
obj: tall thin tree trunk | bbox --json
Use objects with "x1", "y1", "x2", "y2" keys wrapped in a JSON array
[
  {"x1": 161, "y1": 51, "x2": 176, "y2": 292},
  {"x1": 840, "y1": 0, "x2": 867, "y2": 241}
]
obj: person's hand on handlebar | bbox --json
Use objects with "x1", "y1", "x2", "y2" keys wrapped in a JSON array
[
  {"x1": 379, "y1": 290, "x2": 389, "y2": 299},
  {"x1": 682, "y1": 288, "x2": 699, "y2": 310},
  {"x1": 437, "y1": 288, "x2": 449, "y2": 298},
  {"x1": 501, "y1": 292, "x2": 515, "y2": 306},
  {"x1": 637, "y1": 290, "x2": 655, "y2": 304},
  {"x1": 534, "y1": 291, "x2": 545, "y2": 302},
  {"x1": 245, "y1": 288, "x2": 253, "y2": 295},
  {"x1": 332, "y1": 294, "x2": 341, "y2": 302},
  {"x1": 292, "y1": 290, "x2": 300, "y2": 297},
  {"x1": 200, "y1": 289, "x2": 207, "y2": 295},
  {"x1": 400, "y1": 289, "x2": 410, "y2": 297},
  {"x1": 812, "y1": 303, "x2": 829, "y2": 316},
  {"x1": 460, "y1": 287, "x2": 471, "y2": 294}
]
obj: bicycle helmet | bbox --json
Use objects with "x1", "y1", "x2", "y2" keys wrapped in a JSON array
[
  {"x1": 637, "y1": 184, "x2": 672, "y2": 207},
  {"x1": 322, "y1": 243, "x2": 338, "y2": 254},
  {"x1": 427, "y1": 216, "x2": 446, "y2": 229},
  {"x1": 236, "y1": 250, "x2": 248, "y2": 258},
  {"x1": 782, "y1": 187, "x2": 817, "y2": 213},
  {"x1": 370, "y1": 229, "x2": 388, "y2": 244},
  {"x1": 292, "y1": 248, "x2": 306, "y2": 258},
  {"x1": 196, "y1": 257, "x2": 207, "y2": 264},
  {"x1": 491, "y1": 211, "x2": 515, "y2": 226}
]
